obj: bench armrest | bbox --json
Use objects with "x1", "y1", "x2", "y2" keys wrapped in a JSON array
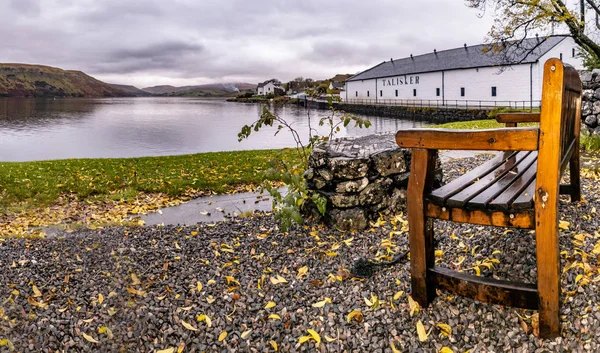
[
  {"x1": 395, "y1": 128, "x2": 539, "y2": 151},
  {"x1": 495, "y1": 113, "x2": 540, "y2": 124}
]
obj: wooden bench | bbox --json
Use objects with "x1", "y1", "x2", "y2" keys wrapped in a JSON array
[{"x1": 395, "y1": 58, "x2": 582, "y2": 338}]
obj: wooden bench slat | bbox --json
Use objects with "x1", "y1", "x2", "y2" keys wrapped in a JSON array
[
  {"x1": 429, "y1": 151, "x2": 518, "y2": 204},
  {"x1": 468, "y1": 152, "x2": 538, "y2": 209},
  {"x1": 511, "y1": 177, "x2": 537, "y2": 210},
  {"x1": 429, "y1": 266, "x2": 539, "y2": 309},
  {"x1": 444, "y1": 151, "x2": 532, "y2": 208},
  {"x1": 488, "y1": 158, "x2": 538, "y2": 211}
]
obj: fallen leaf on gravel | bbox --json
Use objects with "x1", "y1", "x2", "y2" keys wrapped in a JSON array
[
  {"x1": 107, "y1": 307, "x2": 118, "y2": 316},
  {"x1": 559, "y1": 220, "x2": 570, "y2": 230},
  {"x1": 296, "y1": 266, "x2": 308, "y2": 278},
  {"x1": 408, "y1": 295, "x2": 419, "y2": 317},
  {"x1": 32, "y1": 285, "x2": 42, "y2": 298},
  {"x1": 519, "y1": 317, "x2": 529, "y2": 334},
  {"x1": 298, "y1": 336, "x2": 311, "y2": 344},
  {"x1": 346, "y1": 310, "x2": 363, "y2": 323},
  {"x1": 531, "y1": 313, "x2": 539, "y2": 337},
  {"x1": 197, "y1": 281, "x2": 203, "y2": 292},
  {"x1": 177, "y1": 342, "x2": 185, "y2": 353},
  {"x1": 324, "y1": 335, "x2": 336, "y2": 342},
  {"x1": 312, "y1": 298, "x2": 331, "y2": 308},
  {"x1": 126, "y1": 287, "x2": 146, "y2": 297},
  {"x1": 439, "y1": 347, "x2": 454, "y2": 353},
  {"x1": 416, "y1": 320, "x2": 428, "y2": 342},
  {"x1": 364, "y1": 294, "x2": 379, "y2": 308},
  {"x1": 157, "y1": 348, "x2": 174, "y2": 353},
  {"x1": 27, "y1": 297, "x2": 48, "y2": 309},
  {"x1": 218, "y1": 331, "x2": 227, "y2": 342},
  {"x1": 181, "y1": 320, "x2": 198, "y2": 331},
  {"x1": 393, "y1": 291, "x2": 404, "y2": 300},
  {"x1": 224, "y1": 276, "x2": 240, "y2": 286},
  {"x1": 268, "y1": 314, "x2": 281, "y2": 320},
  {"x1": 206, "y1": 295, "x2": 216, "y2": 304},
  {"x1": 435, "y1": 250, "x2": 444, "y2": 257},
  {"x1": 437, "y1": 323, "x2": 452, "y2": 337},
  {"x1": 207, "y1": 279, "x2": 216, "y2": 285},
  {"x1": 98, "y1": 293, "x2": 104, "y2": 304},
  {"x1": 82, "y1": 332, "x2": 99, "y2": 343},
  {"x1": 131, "y1": 273, "x2": 141, "y2": 285},
  {"x1": 269, "y1": 340, "x2": 278, "y2": 351},
  {"x1": 265, "y1": 301, "x2": 276, "y2": 309},
  {"x1": 98, "y1": 326, "x2": 113, "y2": 339},
  {"x1": 390, "y1": 341, "x2": 401, "y2": 353},
  {"x1": 307, "y1": 329, "x2": 321, "y2": 346},
  {"x1": 241, "y1": 329, "x2": 252, "y2": 339}
]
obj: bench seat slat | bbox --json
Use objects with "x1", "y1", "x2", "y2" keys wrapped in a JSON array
[
  {"x1": 468, "y1": 152, "x2": 538, "y2": 209},
  {"x1": 512, "y1": 178, "x2": 537, "y2": 210},
  {"x1": 488, "y1": 159, "x2": 538, "y2": 211},
  {"x1": 444, "y1": 151, "x2": 532, "y2": 208},
  {"x1": 429, "y1": 151, "x2": 518, "y2": 204}
]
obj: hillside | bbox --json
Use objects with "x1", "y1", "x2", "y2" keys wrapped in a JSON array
[
  {"x1": 142, "y1": 83, "x2": 256, "y2": 97},
  {"x1": 0, "y1": 64, "x2": 130, "y2": 98},
  {"x1": 109, "y1": 84, "x2": 154, "y2": 97}
]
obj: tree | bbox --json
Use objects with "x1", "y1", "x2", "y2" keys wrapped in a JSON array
[{"x1": 467, "y1": 0, "x2": 600, "y2": 66}]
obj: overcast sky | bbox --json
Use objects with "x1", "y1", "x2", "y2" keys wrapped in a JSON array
[{"x1": 1, "y1": 0, "x2": 497, "y2": 88}]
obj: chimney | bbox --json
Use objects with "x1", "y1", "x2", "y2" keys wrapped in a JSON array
[
  {"x1": 434, "y1": 49, "x2": 437, "y2": 55},
  {"x1": 464, "y1": 43, "x2": 467, "y2": 50},
  {"x1": 410, "y1": 54, "x2": 413, "y2": 60},
  {"x1": 390, "y1": 58, "x2": 393, "y2": 63}
]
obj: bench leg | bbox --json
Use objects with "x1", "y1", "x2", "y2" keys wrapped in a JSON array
[
  {"x1": 535, "y1": 188, "x2": 561, "y2": 339},
  {"x1": 408, "y1": 149, "x2": 438, "y2": 306}
]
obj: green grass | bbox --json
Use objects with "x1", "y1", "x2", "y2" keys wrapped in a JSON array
[
  {"x1": 0, "y1": 149, "x2": 301, "y2": 212},
  {"x1": 433, "y1": 119, "x2": 539, "y2": 129}
]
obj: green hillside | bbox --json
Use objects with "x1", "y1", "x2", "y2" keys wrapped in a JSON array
[{"x1": 0, "y1": 64, "x2": 130, "y2": 98}]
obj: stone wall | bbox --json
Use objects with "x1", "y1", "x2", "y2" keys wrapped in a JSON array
[
  {"x1": 580, "y1": 70, "x2": 600, "y2": 133},
  {"x1": 304, "y1": 134, "x2": 441, "y2": 230}
]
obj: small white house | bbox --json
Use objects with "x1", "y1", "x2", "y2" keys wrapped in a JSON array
[
  {"x1": 256, "y1": 80, "x2": 281, "y2": 96},
  {"x1": 344, "y1": 35, "x2": 583, "y2": 107}
]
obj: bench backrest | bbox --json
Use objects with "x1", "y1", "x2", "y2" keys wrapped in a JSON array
[{"x1": 538, "y1": 58, "x2": 582, "y2": 175}]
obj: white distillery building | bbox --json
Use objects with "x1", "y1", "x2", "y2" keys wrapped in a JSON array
[
  {"x1": 344, "y1": 35, "x2": 583, "y2": 107},
  {"x1": 256, "y1": 81, "x2": 281, "y2": 96}
]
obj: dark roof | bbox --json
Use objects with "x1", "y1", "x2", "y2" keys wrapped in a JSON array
[
  {"x1": 347, "y1": 35, "x2": 568, "y2": 82},
  {"x1": 257, "y1": 82, "x2": 266, "y2": 88},
  {"x1": 331, "y1": 82, "x2": 345, "y2": 88}
]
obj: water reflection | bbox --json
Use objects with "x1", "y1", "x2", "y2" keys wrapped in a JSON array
[{"x1": 0, "y1": 97, "x2": 430, "y2": 162}]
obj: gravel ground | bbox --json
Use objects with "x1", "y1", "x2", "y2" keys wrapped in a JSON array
[{"x1": 1, "y1": 155, "x2": 600, "y2": 352}]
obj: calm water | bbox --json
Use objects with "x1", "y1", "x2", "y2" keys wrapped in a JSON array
[{"x1": 0, "y1": 97, "x2": 430, "y2": 162}]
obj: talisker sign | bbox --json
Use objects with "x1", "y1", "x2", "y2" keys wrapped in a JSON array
[{"x1": 381, "y1": 76, "x2": 420, "y2": 86}]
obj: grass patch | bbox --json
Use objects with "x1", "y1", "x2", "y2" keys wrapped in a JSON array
[
  {"x1": 0, "y1": 149, "x2": 301, "y2": 212},
  {"x1": 433, "y1": 119, "x2": 539, "y2": 130}
]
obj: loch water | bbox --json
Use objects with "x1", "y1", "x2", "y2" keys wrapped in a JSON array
[{"x1": 0, "y1": 97, "x2": 431, "y2": 162}]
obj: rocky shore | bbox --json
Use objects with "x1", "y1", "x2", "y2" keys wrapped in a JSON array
[{"x1": 1, "y1": 155, "x2": 599, "y2": 352}]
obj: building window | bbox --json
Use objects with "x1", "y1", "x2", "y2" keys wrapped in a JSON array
[
  {"x1": 560, "y1": 53, "x2": 563, "y2": 61},
  {"x1": 395, "y1": 90, "x2": 398, "y2": 97},
  {"x1": 380, "y1": 90, "x2": 383, "y2": 97},
  {"x1": 355, "y1": 91, "x2": 358, "y2": 97},
  {"x1": 268, "y1": 87, "x2": 271, "y2": 91},
  {"x1": 436, "y1": 88, "x2": 440, "y2": 97},
  {"x1": 413, "y1": 89, "x2": 417, "y2": 97},
  {"x1": 460, "y1": 87, "x2": 465, "y2": 97},
  {"x1": 573, "y1": 48, "x2": 576, "y2": 57},
  {"x1": 367, "y1": 91, "x2": 370, "y2": 97},
  {"x1": 491, "y1": 86, "x2": 497, "y2": 97}
]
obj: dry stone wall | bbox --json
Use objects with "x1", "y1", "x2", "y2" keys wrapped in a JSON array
[
  {"x1": 304, "y1": 134, "x2": 441, "y2": 230},
  {"x1": 580, "y1": 70, "x2": 600, "y2": 132}
]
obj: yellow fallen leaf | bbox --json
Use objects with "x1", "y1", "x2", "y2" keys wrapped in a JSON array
[
  {"x1": 218, "y1": 331, "x2": 228, "y2": 342},
  {"x1": 559, "y1": 220, "x2": 570, "y2": 230},
  {"x1": 416, "y1": 320, "x2": 428, "y2": 342},
  {"x1": 98, "y1": 326, "x2": 113, "y2": 339},
  {"x1": 207, "y1": 279, "x2": 216, "y2": 285},
  {"x1": 269, "y1": 340, "x2": 278, "y2": 351},
  {"x1": 131, "y1": 273, "x2": 141, "y2": 285},
  {"x1": 312, "y1": 298, "x2": 331, "y2": 308},
  {"x1": 297, "y1": 266, "x2": 308, "y2": 278},
  {"x1": 268, "y1": 314, "x2": 281, "y2": 320},
  {"x1": 197, "y1": 281, "x2": 203, "y2": 292},
  {"x1": 157, "y1": 348, "x2": 175, "y2": 353},
  {"x1": 324, "y1": 335, "x2": 337, "y2": 342},
  {"x1": 82, "y1": 332, "x2": 99, "y2": 343},
  {"x1": 177, "y1": 342, "x2": 185, "y2": 353},
  {"x1": 393, "y1": 291, "x2": 404, "y2": 300},
  {"x1": 307, "y1": 329, "x2": 321, "y2": 346},
  {"x1": 439, "y1": 347, "x2": 454, "y2": 353},
  {"x1": 276, "y1": 275, "x2": 287, "y2": 283},
  {"x1": 265, "y1": 301, "x2": 276, "y2": 309},
  {"x1": 241, "y1": 329, "x2": 252, "y2": 339},
  {"x1": 32, "y1": 285, "x2": 42, "y2": 298},
  {"x1": 437, "y1": 323, "x2": 452, "y2": 337},
  {"x1": 434, "y1": 250, "x2": 444, "y2": 257},
  {"x1": 298, "y1": 335, "x2": 312, "y2": 344},
  {"x1": 390, "y1": 341, "x2": 401, "y2": 353},
  {"x1": 347, "y1": 310, "x2": 363, "y2": 323},
  {"x1": 98, "y1": 293, "x2": 104, "y2": 305},
  {"x1": 181, "y1": 320, "x2": 198, "y2": 331}
]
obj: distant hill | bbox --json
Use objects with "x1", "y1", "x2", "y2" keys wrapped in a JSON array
[
  {"x1": 142, "y1": 83, "x2": 256, "y2": 97},
  {"x1": 109, "y1": 84, "x2": 154, "y2": 97},
  {"x1": 0, "y1": 64, "x2": 130, "y2": 98}
]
